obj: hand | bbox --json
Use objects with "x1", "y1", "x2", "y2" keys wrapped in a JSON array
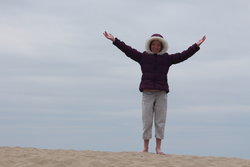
[
  {"x1": 196, "y1": 35, "x2": 206, "y2": 46},
  {"x1": 103, "y1": 31, "x2": 115, "y2": 42}
]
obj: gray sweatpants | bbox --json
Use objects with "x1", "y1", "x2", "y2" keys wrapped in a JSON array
[{"x1": 142, "y1": 91, "x2": 167, "y2": 140}]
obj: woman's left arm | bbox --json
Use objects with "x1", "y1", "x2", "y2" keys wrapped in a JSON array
[{"x1": 169, "y1": 35, "x2": 206, "y2": 64}]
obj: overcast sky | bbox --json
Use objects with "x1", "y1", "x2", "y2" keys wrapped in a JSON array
[{"x1": 1, "y1": 0, "x2": 250, "y2": 159}]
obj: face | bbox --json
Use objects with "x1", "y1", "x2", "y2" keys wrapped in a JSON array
[{"x1": 150, "y1": 40, "x2": 162, "y2": 54}]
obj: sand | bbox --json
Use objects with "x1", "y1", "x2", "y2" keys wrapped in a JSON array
[{"x1": 0, "y1": 147, "x2": 249, "y2": 167}]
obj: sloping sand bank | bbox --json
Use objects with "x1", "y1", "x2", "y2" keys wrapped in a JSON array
[{"x1": 0, "y1": 147, "x2": 249, "y2": 167}]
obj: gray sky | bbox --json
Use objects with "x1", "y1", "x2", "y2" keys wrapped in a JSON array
[{"x1": 1, "y1": 0, "x2": 250, "y2": 159}]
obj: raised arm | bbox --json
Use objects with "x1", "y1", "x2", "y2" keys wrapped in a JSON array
[
  {"x1": 169, "y1": 35, "x2": 206, "y2": 64},
  {"x1": 103, "y1": 31, "x2": 142, "y2": 63}
]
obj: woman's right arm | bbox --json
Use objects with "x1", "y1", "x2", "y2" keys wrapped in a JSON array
[{"x1": 103, "y1": 31, "x2": 142, "y2": 63}]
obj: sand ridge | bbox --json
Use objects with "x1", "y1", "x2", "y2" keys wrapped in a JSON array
[{"x1": 0, "y1": 147, "x2": 249, "y2": 167}]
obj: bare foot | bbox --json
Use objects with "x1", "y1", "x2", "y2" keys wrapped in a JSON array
[
  {"x1": 156, "y1": 151, "x2": 166, "y2": 155},
  {"x1": 141, "y1": 148, "x2": 148, "y2": 153},
  {"x1": 156, "y1": 149, "x2": 166, "y2": 155},
  {"x1": 141, "y1": 140, "x2": 149, "y2": 153}
]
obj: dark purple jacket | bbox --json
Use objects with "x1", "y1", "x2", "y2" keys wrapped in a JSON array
[{"x1": 113, "y1": 38, "x2": 200, "y2": 93}]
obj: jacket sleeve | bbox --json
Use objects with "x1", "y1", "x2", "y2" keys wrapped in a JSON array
[
  {"x1": 113, "y1": 38, "x2": 142, "y2": 63},
  {"x1": 169, "y1": 43, "x2": 200, "y2": 64}
]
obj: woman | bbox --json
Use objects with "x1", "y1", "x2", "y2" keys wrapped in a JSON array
[{"x1": 103, "y1": 31, "x2": 206, "y2": 154}]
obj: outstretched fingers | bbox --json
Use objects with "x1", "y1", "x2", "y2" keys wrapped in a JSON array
[
  {"x1": 103, "y1": 31, "x2": 109, "y2": 38},
  {"x1": 196, "y1": 35, "x2": 206, "y2": 46},
  {"x1": 103, "y1": 31, "x2": 115, "y2": 41}
]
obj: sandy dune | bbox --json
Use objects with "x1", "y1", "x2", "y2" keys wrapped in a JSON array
[{"x1": 0, "y1": 147, "x2": 249, "y2": 167}]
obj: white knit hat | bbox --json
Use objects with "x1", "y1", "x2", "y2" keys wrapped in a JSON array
[{"x1": 145, "y1": 34, "x2": 168, "y2": 55}]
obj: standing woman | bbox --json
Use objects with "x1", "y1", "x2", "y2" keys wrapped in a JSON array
[{"x1": 103, "y1": 31, "x2": 206, "y2": 154}]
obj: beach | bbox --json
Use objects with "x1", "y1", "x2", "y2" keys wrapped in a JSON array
[{"x1": 0, "y1": 147, "x2": 249, "y2": 167}]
